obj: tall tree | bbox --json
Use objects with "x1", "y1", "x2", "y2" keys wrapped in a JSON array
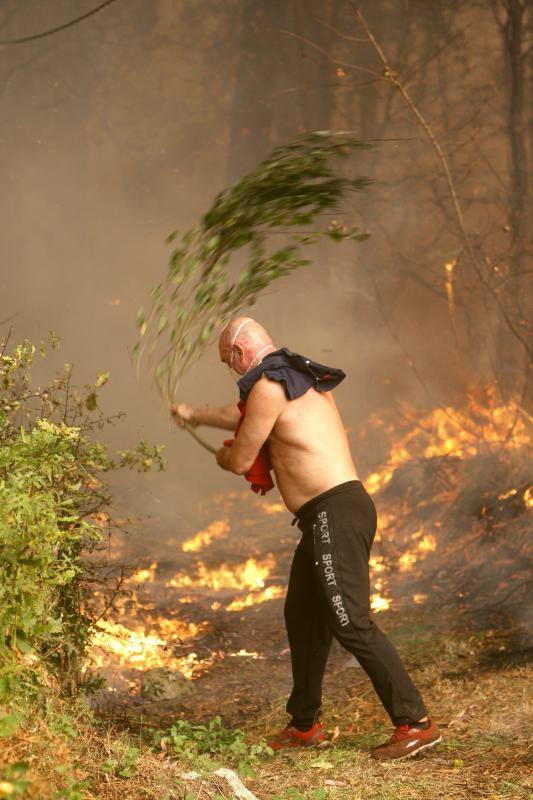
[
  {"x1": 226, "y1": 0, "x2": 339, "y2": 183},
  {"x1": 226, "y1": 0, "x2": 293, "y2": 183},
  {"x1": 490, "y1": 0, "x2": 532, "y2": 395}
]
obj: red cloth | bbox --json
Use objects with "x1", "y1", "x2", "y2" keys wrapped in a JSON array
[{"x1": 223, "y1": 400, "x2": 274, "y2": 495}]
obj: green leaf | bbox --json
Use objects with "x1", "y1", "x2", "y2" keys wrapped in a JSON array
[
  {"x1": 0, "y1": 713, "x2": 22, "y2": 738},
  {"x1": 85, "y1": 392, "x2": 97, "y2": 411},
  {"x1": 134, "y1": 131, "x2": 372, "y2": 399},
  {"x1": 94, "y1": 372, "x2": 110, "y2": 389},
  {"x1": 308, "y1": 757, "x2": 334, "y2": 769},
  {"x1": 13, "y1": 636, "x2": 34, "y2": 655},
  {"x1": 157, "y1": 311, "x2": 168, "y2": 334}
]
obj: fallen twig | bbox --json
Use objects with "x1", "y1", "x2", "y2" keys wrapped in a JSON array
[
  {"x1": 180, "y1": 768, "x2": 260, "y2": 800},
  {"x1": 213, "y1": 768, "x2": 260, "y2": 800}
]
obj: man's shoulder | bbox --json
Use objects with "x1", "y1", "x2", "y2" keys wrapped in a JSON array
[{"x1": 247, "y1": 374, "x2": 288, "y2": 404}]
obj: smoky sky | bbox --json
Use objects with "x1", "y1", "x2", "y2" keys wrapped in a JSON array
[{"x1": 1, "y1": 0, "x2": 524, "y2": 541}]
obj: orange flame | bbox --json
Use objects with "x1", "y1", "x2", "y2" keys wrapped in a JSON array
[
  {"x1": 365, "y1": 397, "x2": 529, "y2": 495},
  {"x1": 371, "y1": 593, "x2": 391, "y2": 612},
  {"x1": 129, "y1": 562, "x2": 158, "y2": 584},
  {"x1": 166, "y1": 555, "x2": 276, "y2": 592},
  {"x1": 225, "y1": 585, "x2": 284, "y2": 611},
  {"x1": 90, "y1": 618, "x2": 208, "y2": 677},
  {"x1": 444, "y1": 258, "x2": 457, "y2": 314},
  {"x1": 181, "y1": 519, "x2": 230, "y2": 552}
]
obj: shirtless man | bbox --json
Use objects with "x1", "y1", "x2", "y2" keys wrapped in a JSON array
[{"x1": 171, "y1": 317, "x2": 441, "y2": 761}]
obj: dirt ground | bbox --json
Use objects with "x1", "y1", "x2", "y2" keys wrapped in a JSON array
[{"x1": 87, "y1": 488, "x2": 532, "y2": 800}]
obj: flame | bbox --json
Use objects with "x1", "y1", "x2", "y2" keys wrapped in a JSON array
[
  {"x1": 444, "y1": 258, "x2": 457, "y2": 314},
  {"x1": 130, "y1": 562, "x2": 158, "y2": 584},
  {"x1": 418, "y1": 534, "x2": 437, "y2": 552},
  {"x1": 89, "y1": 543, "x2": 283, "y2": 683},
  {"x1": 369, "y1": 555, "x2": 386, "y2": 573},
  {"x1": 228, "y1": 649, "x2": 264, "y2": 659},
  {"x1": 382, "y1": 530, "x2": 439, "y2": 576},
  {"x1": 181, "y1": 519, "x2": 230, "y2": 552},
  {"x1": 167, "y1": 556, "x2": 276, "y2": 592},
  {"x1": 498, "y1": 488, "x2": 518, "y2": 500},
  {"x1": 371, "y1": 593, "x2": 391, "y2": 612},
  {"x1": 86, "y1": 386, "x2": 531, "y2": 693},
  {"x1": 90, "y1": 618, "x2": 208, "y2": 677},
  {"x1": 225, "y1": 585, "x2": 284, "y2": 611},
  {"x1": 154, "y1": 617, "x2": 205, "y2": 639},
  {"x1": 365, "y1": 396, "x2": 529, "y2": 495},
  {"x1": 370, "y1": 575, "x2": 391, "y2": 612},
  {"x1": 399, "y1": 552, "x2": 417, "y2": 572}
]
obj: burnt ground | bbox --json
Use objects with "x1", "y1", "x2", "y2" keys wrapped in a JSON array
[
  {"x1": 90, "y1": 459, "x2": 532, "y2": 731},
  {"x1": 83, "y1": 446, "x2": 532, "y2": 799}
]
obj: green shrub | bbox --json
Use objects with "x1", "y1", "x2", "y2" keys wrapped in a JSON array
[{"x1": 0, "y1": 332, "x2": 164, "y2": 702}]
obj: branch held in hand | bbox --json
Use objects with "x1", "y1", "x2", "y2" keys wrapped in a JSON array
[{"x1": 134, "y1": 131, "x2": 373, "y2": 404}]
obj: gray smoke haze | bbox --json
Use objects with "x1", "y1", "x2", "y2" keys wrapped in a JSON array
[{"x1": 1, "y1": 1, "x2": 529, "y2": 541}]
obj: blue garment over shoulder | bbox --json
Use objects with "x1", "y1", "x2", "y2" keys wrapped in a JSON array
[{"x1": 237, "y1": 347, "x2": 345, "y2": 402}]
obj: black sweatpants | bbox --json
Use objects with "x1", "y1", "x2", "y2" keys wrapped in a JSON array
[{"x1": 284, "y1": 480, "x2": 427, "y2": 728}]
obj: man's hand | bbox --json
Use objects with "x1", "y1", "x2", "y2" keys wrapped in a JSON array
[
  {"x1": 215, "y1": 445, "x2": 233, "y2": 471},
  {"x1": 170, "y1": 403, "x2": 197, "y2": 428}
]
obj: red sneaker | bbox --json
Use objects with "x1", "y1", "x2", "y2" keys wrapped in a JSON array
[
  {"x1": 268, "y1": 722, "x2": 330, "y2": 751},
  {"x1": 370, "y1": 718, "x2": 442, "y2": 761}
]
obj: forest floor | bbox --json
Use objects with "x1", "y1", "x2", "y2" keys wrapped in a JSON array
[
  {"x1": 103, "y1": 609, "x2": 531, "y2": 800},
  {"x1": 245, "y1": 613, "x2": 532, "y2": 800},
  {"x1": 87, "y1": 484, "x2": 532, "y2": 800},
  {"x1": 3, "y1": 485, "x2": 531, "y2": 799},
  {"x1": 3, "y1": 611, "x2": 531, "y2": 800}
]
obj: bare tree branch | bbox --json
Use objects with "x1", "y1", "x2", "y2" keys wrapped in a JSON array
[
  {"x1": 0, "y1": 0, "x2": 119, "y2": 45},
  {"x1": 351, "y1": 3, "x2": 532, "y2": 360}
]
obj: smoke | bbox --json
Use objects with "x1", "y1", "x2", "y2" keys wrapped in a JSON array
[{"x1": 1, "y1": 0, "x2": 529, "y2": 542}]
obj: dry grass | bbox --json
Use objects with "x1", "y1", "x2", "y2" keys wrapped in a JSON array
[
  {"x1": 248, "y1": 663, "x2": 532, "y2": 800},
  {"x1": 2, "y1": 616, "x2": 531, "y2": 799},
  {"x1": 0, "y1": 696, "x2": 184, "y2": 799},
  {"x1": 243, "y1": 614, "x2": 532, "y2": 800}
]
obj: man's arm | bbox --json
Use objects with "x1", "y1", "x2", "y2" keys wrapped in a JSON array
[
  {"x1": 171, "y1": 402, "x2": 240, "y2": 431},
  {"x1": 216, "y1": 378, "x2": 287, "y2": 474}
]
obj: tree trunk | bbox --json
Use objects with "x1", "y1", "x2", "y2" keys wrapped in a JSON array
[
  {"x1": 226, "y1": 0, "x2": 291, "y2": 184},
  {"x1": 226, "y1": 0, "x2": 339, "y2": 183},
  {"x1": 497, "y1": 0, "x2": 531, "y2": 398}
]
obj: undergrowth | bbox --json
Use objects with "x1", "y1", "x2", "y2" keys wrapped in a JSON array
[
  {"x1": 0, "y1": 332, "x2": 165, "y2": 798},
  {"x1": 151, "y1": 716, "x2": 273, "y2": 777},
  {"x1": 0, "y1": 331, "x2": 275, "y2": 799}
]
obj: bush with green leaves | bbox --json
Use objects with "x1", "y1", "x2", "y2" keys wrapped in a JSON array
[
  {"x1": 0, "y1": 332, "x2": 164, "y2": 702},
  {"x1": 153, "y1": 715, "x2": 273, "y2": 777},
  {"x1": 135, "y1": 130, "x2": 372, "y2": 400}
]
